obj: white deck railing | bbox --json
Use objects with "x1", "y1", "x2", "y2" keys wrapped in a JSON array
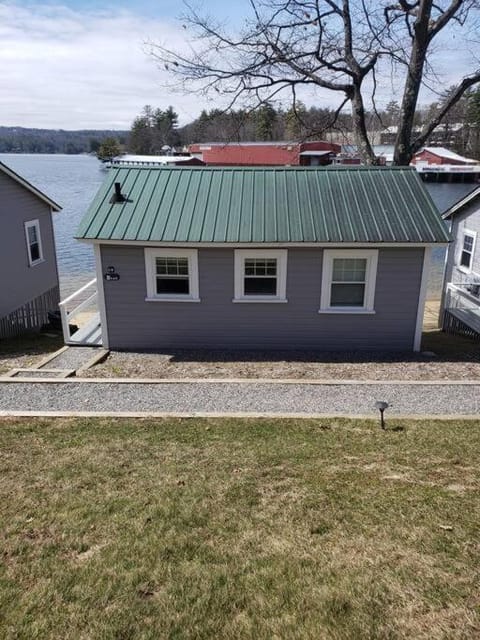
[
  {"x1": 444, "y1": 282, "x2": 480, "y2": 337},
  {"x1": 445, "y1": 282, "x2": 480, "y2": 310},
  {"x1": 58, "y1": 278, "x2": 98, "y2": 344}
]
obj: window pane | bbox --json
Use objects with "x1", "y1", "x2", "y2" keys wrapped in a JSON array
[
  {"x1": 460, "y1": 250, "x2": 471, "y2": 268},
  {"x1": 156, "y1": 257, "x2": 189, "y2": 276},
  {"x1": 331, "y1": 283, "x2": 365, "y2": 306},
  {"x1": 244, "y1": 277, "x2": 277, "y2": 295},
  {"x1": 266, "y1": 261, "x2": 276, "y2": 275},
  {"x1": 30, "y1": 242, "x2": 40, "y2": 262},
  {"x1": 156, "y1": 277, "x2": 190, "y2": 295},
  {"x1": 332, "y1": 258, "x2": 366, "y2": 282},
  {"x1": 463, "y1": 235, "x2": 474, "y2": 252},
  {"x1": 178, "y1": 261, "x2": 188, "y2": 275},
  {"x1": 244, "y1": 260, "x2": 255, "y2": 275},
  {"x1": 244, "y1": 258, "x2": 277, "y2": 277},
  {"x1": 28, "y1": 225, "x2": 38, "y2": 245}
]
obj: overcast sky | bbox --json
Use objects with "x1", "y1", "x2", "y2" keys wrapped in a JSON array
[
  {"x1": 0, "y1": 0, "x2": 476, "y2": 131},
  {"x1": 0, "y1": 0, "x2": 240, "y2": 130}
]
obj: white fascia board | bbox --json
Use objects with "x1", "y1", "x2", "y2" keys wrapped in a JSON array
[
  {"x1": 77, "y1": 239, "x2": 447, "y2": 248},
  {"x1": 442, "y1": 188, "x2": 480, "y2": 220},
  {"x1": 0, "y1": 162, "x2": 62, "y2": 211}
]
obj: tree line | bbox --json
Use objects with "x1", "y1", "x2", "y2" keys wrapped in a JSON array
[
  {"x1": 0, "y1": 127, "x2": 128, "y2": 155},
  {"x1": 3, "y1": 85, "x2": 479, "y2": 162},
  {"x1": 122, "y1": 87, "x2": 480, "y2": 160}
]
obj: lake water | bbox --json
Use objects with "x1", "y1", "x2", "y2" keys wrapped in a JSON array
[
  {"x1": 1, "y1": 153, "x2": 462, "y2": 300},
  {"x1": 1, "y1": 153, "x2": 104, "y2": 297}
]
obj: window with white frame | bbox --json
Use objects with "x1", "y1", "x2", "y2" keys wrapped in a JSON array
[
  {"x1": 234, "y1": 249, "x2": 287, "y2": 302},
  {"x1": 144, "y1": 248, "x2": 199, "y2": 301},
  {"x1": 320, "y1": 249, "x2": 378, "y2": 313},
  {"x1": 24, "y1": 220, "x2": 43, "y2": 266},
  {"x1": 459, "y1": 230, "x2": 476, "y2": 272}
]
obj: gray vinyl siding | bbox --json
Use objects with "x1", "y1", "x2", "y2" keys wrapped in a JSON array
[
  {"x1": 0, "y1": 172, "x2": 59, "y2": 318},
  {"x1": 100, "y1": 245, "x2": 424, "y2": 351}
]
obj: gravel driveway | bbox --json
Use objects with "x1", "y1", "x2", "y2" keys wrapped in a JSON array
[{"x1": 1, "y1": 380, "x2": 479, "y2": 416}]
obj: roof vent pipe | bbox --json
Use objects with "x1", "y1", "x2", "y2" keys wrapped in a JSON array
[{"x1": 110, "y1": 181, "x2": 128, "y2": 204}]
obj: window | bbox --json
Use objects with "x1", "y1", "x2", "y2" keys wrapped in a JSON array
[
  {"x1": 459, "y1": 230, "x2": 476, "y2": 272},
  {"x1": 320, "y1": 249, "x2": 378, "y2": 313},
  {"x1": 156, "y1": 257, "x2": 190, "y2": 294},
  {"x1": 145, "y1": 248, "x2": 199, "y2": 301},
  {"x1": 234, "y1": 250, "x2": 287, "y2": 302},
  {"x1": 24, "y1": 220, "x2": 43, "y2": 266}
]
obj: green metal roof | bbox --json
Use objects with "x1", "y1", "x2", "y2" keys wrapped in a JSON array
[{"x1": 76, "y1": 166, "x2": 449, "y2": 244}]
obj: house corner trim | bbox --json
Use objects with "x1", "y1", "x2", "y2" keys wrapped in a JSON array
[
  {"x1": 414, "y1": 246, "x2": 431, "y2": 352},
  {"x1": 94, "y1": 244, "x2": 110, "y2": 349}
]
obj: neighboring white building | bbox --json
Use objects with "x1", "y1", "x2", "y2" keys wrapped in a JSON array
[
  {"x1": 109, "y1": 155, "x2": 204, "y2": 167},
  {"x1": 441, "y1": 186, "x2": 480, "y2": 339}
]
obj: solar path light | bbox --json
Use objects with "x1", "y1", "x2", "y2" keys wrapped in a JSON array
[{"x1": 375, "y1": 401, "x2": 389, "y2": 430}]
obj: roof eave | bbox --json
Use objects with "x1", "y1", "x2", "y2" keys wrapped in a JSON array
[
  {"x1": 0, "y1": 161, "x2": 62, "y2": 211},
  {"x1": 76, "y1": 238, "x2": 450, "y2": 247},
  {"x1": 442, "y1": 187, "x2": 480, "y2": 220}
]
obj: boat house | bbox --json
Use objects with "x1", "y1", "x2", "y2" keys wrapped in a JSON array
[
  {"x1": 411, "y1": 147, "x2": 479, "y2": 167},
  {"x1": 73, "y1": 166, "x2": 449, "y2": 352},
  {"x1": 188, "y1": 141, "x2": 341, "y2": 166}
]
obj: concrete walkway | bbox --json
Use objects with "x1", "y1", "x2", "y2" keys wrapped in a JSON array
[
  {"x1": 423, "y1": 299, "x2": 441, "y2": 331},
  {"x1": 0, "y1": 378, "x2": 479, "y2": 418}
]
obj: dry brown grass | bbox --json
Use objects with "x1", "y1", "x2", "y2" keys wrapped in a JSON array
[
  {"x1": 0, "y1": 417, "x2": 479, "y2": 639},
  {"x1": 0, "y1": 333, "x2": 63, "y2": 375}
]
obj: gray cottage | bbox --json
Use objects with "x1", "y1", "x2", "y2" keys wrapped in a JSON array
[
  {"x1": 441, "y1": 186, "x2": 480, "y2": 338},
  {"x1": 0, "y1": 162, "x2": 61, "y2": 338},
  {"x1": 75, "y1": 166, "x2": 449, "y2": 352}
]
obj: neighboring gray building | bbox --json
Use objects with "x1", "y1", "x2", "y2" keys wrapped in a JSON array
[
  {"x1": 441, "y1": 186, "x2": 480, "y2": 339},
  {"x1": 0, "y1": 162, "x2": 61, "y2": 338},
  {"x1": 75, "y1": 166, "x2": 449, "y2": 352}
]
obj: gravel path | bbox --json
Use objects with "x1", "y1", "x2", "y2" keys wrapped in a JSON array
[
  {"x1": 0, "y1": 381, "x2": 479, "y2": 416},
  {"x1": 39, "y1": 347, "x2": 99, "y2": 371}
]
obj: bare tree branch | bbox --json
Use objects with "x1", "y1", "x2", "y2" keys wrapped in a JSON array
[
  {"x1": 149, "y1": 0, "x2": 480, "y2": 164},
  {"x1": 412, "y1": 70, "x2": 480, "y2": 152}
]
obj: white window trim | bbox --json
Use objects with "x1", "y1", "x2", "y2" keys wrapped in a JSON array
[
  {"x1": 24, "y1": 219, "x2": 44, "y2": 267},
  {"x1": 233, "y1": 249, "x2": 288, "y2": 303},
  {"x1": 144, "y1": 248, "x2": 200, "y2": 302},
  {"x1": 457, "y1": 228, "x2": 477, "y2": 274},
  {"x1": 319, "y1": 249, "x2": 378, "y2": 314}
]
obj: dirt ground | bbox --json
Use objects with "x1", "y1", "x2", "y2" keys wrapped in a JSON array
[
  {"x1": 83, "y1": 324, "x2": 480, "y2": 381},
  {"x1": 0, "y1": 333, "x2": 63, "y2": 376},
  {"x1": 80, "y1": 300, "x2": 479, "y2": 381},
  {"x1": 81, "y1": 346, "x2": 480, "y2": 381},
  {"x1": 3, "y1": 301, "x2": 479, "y2": 381}
]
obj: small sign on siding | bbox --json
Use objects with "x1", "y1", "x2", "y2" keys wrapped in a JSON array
[{"x1": 105, "y1": 266, "x2": 120, "y2": 281}]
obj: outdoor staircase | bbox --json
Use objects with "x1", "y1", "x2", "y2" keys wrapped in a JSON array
[{"x1": 58, "y1": 278, "x2": 102, "y2": 346}]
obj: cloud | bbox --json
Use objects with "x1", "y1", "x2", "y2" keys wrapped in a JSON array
[
  {"x1": 0, "y1": 1, "x2": 476, "y2": 130},
  {"x1": 0, "y1": 2, "x2": 206, "y2": 129}
]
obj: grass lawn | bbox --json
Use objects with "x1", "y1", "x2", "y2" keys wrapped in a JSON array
[
  {"x1": 0, "y1": 418, "x2": 479, "y2": 639},
  {"x1": 421, "y1": 329, "x2": 480, "y2": 360}
]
